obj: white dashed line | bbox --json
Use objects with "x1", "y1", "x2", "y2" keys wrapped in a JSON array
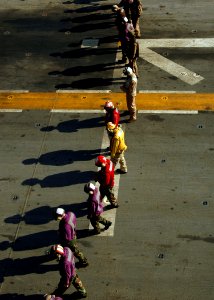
[
  {"x1": 139, "y1": 90, "x2": 196, "y2": 93},
  {"x1": 138, "y1": 110, "x2": 198, "y2": 114},
  {"x1": 51, "y1": 109, "x2": 104, "y2": 113},
  {"x1": 0, "y1": 109, "x2": 23, "y2": 112}
]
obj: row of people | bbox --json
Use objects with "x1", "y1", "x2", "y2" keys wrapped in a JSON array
[
  {"x1": 44, "y1": 99, "x2": 129, "y2": 299},
  {"x1": 43, "y1": 2, "x2": 141, "y2": 298},
  {"x1": 112, "y1": 1, "x2": 142, "y2": 122}
]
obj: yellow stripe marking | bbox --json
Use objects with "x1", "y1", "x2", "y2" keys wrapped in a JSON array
[{"x1": 0, "y1": 92, "x2": 214, "y2": 111}]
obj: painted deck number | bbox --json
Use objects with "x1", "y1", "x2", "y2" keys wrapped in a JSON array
[{"x1": 139, "y1": 38, "x2": 214, "y2": 85}]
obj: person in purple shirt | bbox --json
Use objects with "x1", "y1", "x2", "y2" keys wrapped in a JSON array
[
  {"x1": 84, "y1": 182, "x2": 112, "y2": 234},
  {"x1": 55, "y1": 208, "x2": 88, "y2": 267},
  {"x1": 49, "y1": 244, "x2": 87, "y2": 298}
]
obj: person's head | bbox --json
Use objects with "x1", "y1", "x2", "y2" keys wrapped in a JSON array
[
  {"x1": 48, "y1": 244, "x2": 64, "y2": 261},
  {"x1": 84, "y1": 182, "x2": 96, "y2": 194},
  {"x1": 55, "y1": 207, "x2": 65, "y2": 221},
  {"x1": 104, "y1": 101, "x2": 114, "y2": 111},
  {"x1": 123, "y1": 66, "x2": 133, "y2": 76},
  {"x1": 107, "y1": 122, "x2": 117, "y2": 134},
  {"x1": 95, "y1": 155, "x2": 107, "y2": 167},
  {"x1": 44, "y1": 295, "x2": 58, "y2": 300},
  {"x1": 112, "y1": 4, "x2": 120, "y2": 12}
]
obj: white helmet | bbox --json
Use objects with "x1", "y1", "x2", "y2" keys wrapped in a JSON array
[{"x1": 123, "y1": 67, "x2": 133, "y2": 76}]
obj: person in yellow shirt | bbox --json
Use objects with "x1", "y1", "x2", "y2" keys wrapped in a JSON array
[{"x1": 107, "y1": 122, "x2": 128, "y2": 174}]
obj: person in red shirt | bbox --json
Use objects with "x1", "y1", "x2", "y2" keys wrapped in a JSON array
[
  {"x1": 104, "y1": 101, "x2": 120, "y2": 127},
  {"x1": 95, "y1": 155, "x2": 119, "y2": 208}
]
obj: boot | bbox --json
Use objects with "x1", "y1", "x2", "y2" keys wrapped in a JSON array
[{"x1": 104, "y1": 221, "x2": 112, "y2": 230}]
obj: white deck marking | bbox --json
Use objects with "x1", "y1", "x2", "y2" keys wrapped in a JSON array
[
  {"x1": 0, "y1": 90, "x2": 29, "y2": 93},
  {"x1": 138, "y1": 110, "x2": 198, "y2": 114},
  {"x1": 90, "y1": 127, "x2": 125, "y2": 236},
  {"x1": 51, "y1": 109, "x2": 104, "y2": 113},
  {"x1": 140, "y1": 47, "x2": 203, "y2": 85},
  {"x1": 0, "y1": 109, "x2": 23, "y2": 112},
  {"x1": 139, "y1": 90, "x2": 196, "y2": 93},
  {"x1": 138, "y1": 38, "x2": 214, "y2": 85},
  {"x1": 140, "y1": 38, "x2": 214, "y2": 49}
]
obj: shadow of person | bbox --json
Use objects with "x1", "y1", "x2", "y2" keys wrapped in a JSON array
[
  {"x1": 0, "y1": 254, "x2": 58, "y2": 284},
  {"x1": 0, "y1": 294, "x2": 42, "y2": 299},
  {"x1": 22, "y1": 170, "x2": 96, "y2": 188},
  {"x1": 40, "y1": 116, "x2": 104, "y2": 133},
  {"x1": 50, "y1": 47, "x2": 117, "y2": 59},
  {"x1": 49, "y1": 62, "x2": 118, "y2": 77},
  {"x1": 22, "y1": 150, "x2": 74, "y2": 166},
  {"x1": 55, "y1": 77, "x2": 123, "y2": 90},
  {"x1": 12, "y1": 230, "x2": 57, "y2": 251},
  {"x1": 22, "y1": 148, "x2": 106, "y2": 167},
  {"x1": 4, "y1": 201, "x2": 88, "y2": 227}
]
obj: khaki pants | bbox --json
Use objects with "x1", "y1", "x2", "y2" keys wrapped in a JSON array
[
  {"x1": 132, "y1": 16, "x2": 141, "y2": 37},
  {"x1": 126, "y1": 94, "x2": 137, "y2": 120},
  {"x1": 111, "y1": 152, "x2": 127, "y2": 172},
  {"x1": 128, "y1": 58, "x2": 138, "y2": 77}
]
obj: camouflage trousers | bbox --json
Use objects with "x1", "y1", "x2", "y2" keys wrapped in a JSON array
[
  {"x1": 100, "y1": 186, "x2": 118, "y2": 208},
  {"x1": 66, "y1": 239, "x2": 88, "y2": 265},
  {"x1": 53, "y1": 274, "x2": 86, "y2": 297},
  {"x1": 90, "y1": 215, "x2": 110, "y2": 233}
]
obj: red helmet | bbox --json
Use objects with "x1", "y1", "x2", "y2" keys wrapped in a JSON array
[
  {"x1": 104, "y1": 101, "x2": 114, "y2": 110},
  {"x1": 52, "y1": 244, "x2": 64, "y2": 256},
  {"x1": 95, "y1": 155, "x2": 107, "y2": 167}
]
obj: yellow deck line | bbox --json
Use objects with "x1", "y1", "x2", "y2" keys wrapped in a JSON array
[{"x1": 0, "y1": 92, "x2": 214, "y2": 111}]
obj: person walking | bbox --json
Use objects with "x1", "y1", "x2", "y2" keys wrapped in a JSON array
[
  {"x1": 95, "y1": 155, "x2": 119, "y2": 208},
  {"x1": 112, "y1": 5, "x2": 130, "y2": 62},
  {"x1": 118, "y1": 0, "x2": 143, "y2": 38},
  {"x1": 84, "y1": 182, "x2": 112, "y2": 234},
  {"x1": 50, "y1": 244, "x2": 87, "y2": 298},
  {"x1": 55, "y1": 208, "x2": 88, "y2": 267},
  {"x1": 107, "y1": 122, "x2": 128, "y2": 174},
  {"x1": 126, "y1": 29, "x2": 139, "y2": 77},
  {"x1": 104, "y1": 101, "x2": 120, "y2": 144},
  {"x1": 120, "y1": 66, "x2": 138, "y2": 122}
]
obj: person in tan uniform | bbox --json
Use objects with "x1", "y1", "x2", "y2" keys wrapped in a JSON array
[
  {"x1": 118, "y1": 0, "x2": 143, "y2": 38},
  {"x1": 126, "y1": 29, "x2": 139, "y2": 77},
  {"x1": 107, "y1": 122, "x2": 128, "y2": 174},
  {"x1": 120, "y1": 66, "x2": 138, "y2": 122}
]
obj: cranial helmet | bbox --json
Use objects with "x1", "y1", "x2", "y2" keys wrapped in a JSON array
[
  {"x1": 107, "y1": 122, "x2": 116, "y2": 131},
  {"x1": 55, "y1": 207, "x2": 65, "y2": 220},
  {"x1": 123, "y1": 66, "x2": 133, "y2": 76},
  {"x1": 112, "y1": 4, "x2": 119, "y2": 12},
  {"x1": 52, "y1": 244, "x2": 64, "y2": 256},
  {"x1": 95, "y1": 155, "x2": 107, "y2": 167},
  {"x1": 84, "y1": 182, "x2": 96, "y2": 194},
  {"x1": 104, "y1": 101, "x2": 114, "y2": 110}
]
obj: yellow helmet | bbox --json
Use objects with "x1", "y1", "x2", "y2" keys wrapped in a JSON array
[{"x1": 107, "y1": 122, "x2": 116, "y2": 131}]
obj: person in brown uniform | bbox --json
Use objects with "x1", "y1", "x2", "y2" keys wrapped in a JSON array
[
  {"x1": 118, "y1": 0, "x2": 143, "y2": 38},
  {"x1": 126, "y1": 28, "x2": 139, "y2": 77},
  {"x1": 120, "y1": 66, "x2": 138, "y2": 122}
]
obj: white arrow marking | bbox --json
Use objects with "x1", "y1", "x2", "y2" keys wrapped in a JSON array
[
  {"x1": 139, "y1": 38, "x2": 214, "y2": 85},
  {"x1": 140, "y1": 38, "x2": 214, "y2": 48}
]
